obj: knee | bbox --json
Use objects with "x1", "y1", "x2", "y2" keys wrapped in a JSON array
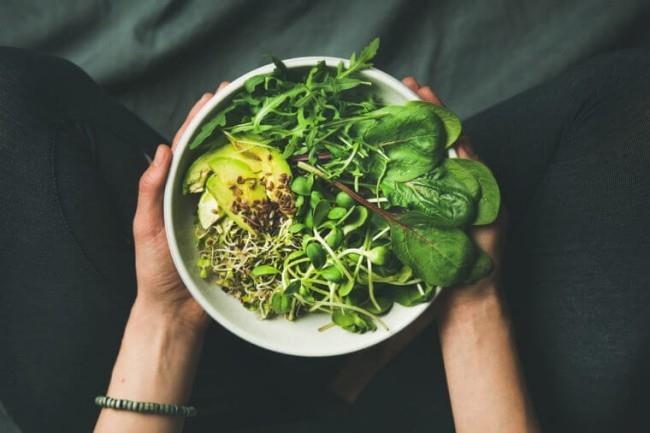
[
  {"x1": 0, "y1": 47, "x2": 89, "y2": 106},
  {"x1": 0, "y1": 47, "x2": 93, "y2": 132},
  {"x1": 573, "y1": 49, "x2": 650, "y2": 108},
  {"x1": 562, "y1": 50, "x2": 650, "y2": 174}
]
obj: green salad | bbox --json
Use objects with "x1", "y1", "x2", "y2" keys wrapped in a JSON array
[{"x1": 183, "y1": 39, "x2": 500, "y2": 333}]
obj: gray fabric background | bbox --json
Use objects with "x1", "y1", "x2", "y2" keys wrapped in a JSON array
[
  {"x1": 2, "y1": 0, "x2": 649, "y2": 140},
  {"x1": 1, "y1": 1, "x2": 649, "y2": 431}
]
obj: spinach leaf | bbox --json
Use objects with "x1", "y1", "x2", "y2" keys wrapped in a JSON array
[
  {"x1": 389, "y1": 212, "x2": 475, "y2": 287},
  {"x1": 462, "y1": 250, "x2": 493, "y2": 285},
  {"x1": 425, "y1": 102, "x2": 462, "y2": 148},
  {"x1": 450, "y1": 159, "x2": 500, "y2": 225},
  {"x1": 442, "y1": 159, "x2": 481, "y2": 201},
  {"x1": 381, "y1": 172, "x2": 475, "y2": 227},
  {"x1": 363, "y1": 101, "x2": 447, "y2": 182}
]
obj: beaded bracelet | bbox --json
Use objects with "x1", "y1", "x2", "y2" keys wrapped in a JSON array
[{"x1": 95, "y1": 395, "x2": 197, "y2": 417}]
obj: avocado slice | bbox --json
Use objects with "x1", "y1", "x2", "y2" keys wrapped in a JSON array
[
  {"x1": 183, "y1": 150, "x2": 223, "y2": 194},
  {"x1": 208, "y1": 139, "x2": 294, "y2": 214},
  {"x1": 183, "y1": 138, "x2": 228, "y2": 194},
  {"x1": 197, "y1": 190, "x2": 222, "y2": 229},
  {"x1": 205, "y1": 157, "x2": 268, "y2": 234}
]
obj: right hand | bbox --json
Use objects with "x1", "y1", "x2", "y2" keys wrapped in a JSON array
[{"x1": 402, "y1": 76, "x2": 507, "y2": 306}]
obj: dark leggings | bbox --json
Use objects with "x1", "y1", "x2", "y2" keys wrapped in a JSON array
[{"x1": 1, "y1": 47, "x2": 649, "y2": 433}]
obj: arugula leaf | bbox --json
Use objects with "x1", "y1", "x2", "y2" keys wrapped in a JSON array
[
  {"x1": 244, "y1": 74, "x2": 267, "y2": 93},
  {"x1": 341, "y1": 38, "x2": 380, "y2": 77},
  {"x1": 271, "y1": 56, "x2": 289, "y2": 79},
  {"x1": 449, "y1": 159, "x2": 501, "y2": 225},
  {"x1": 389, "y1": 212, "x2": 475, "y2": 287},
  {"x1": 188, "y1": 105, "x2": 233, "y2": 150}
]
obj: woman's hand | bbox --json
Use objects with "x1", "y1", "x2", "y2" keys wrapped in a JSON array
[
  {"x1": 401, "y1": 77, "x2": 538, "y2": 433},
  {"x1": 403, "y1": 76, "x2": 506, "y2": 309},
  {"x1": 131, "y1": 82, "x2": 229, "y2": 333},
  {"x1": 331, "y1": 77, "x2": 508, "y2": 403},
  {"x1": 95, "y1": 83, "x2": 229, "y2": 433}
]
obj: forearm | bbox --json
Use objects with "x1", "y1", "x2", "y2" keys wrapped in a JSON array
[
  {"x1": 437, "y1": 284, "x2": 539, "y2": 433},
  {"x1": 94, "y1": 298, "x2": 205, "y2": 433}
]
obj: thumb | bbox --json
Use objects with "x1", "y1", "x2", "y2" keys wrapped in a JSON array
[{"x1": 133, "y1": 144, "x2": 172, "y2": 240}]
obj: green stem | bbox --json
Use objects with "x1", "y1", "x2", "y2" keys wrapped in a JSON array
[{"x1": 312, "y1": 229, "x2": 354, "y2": 281}]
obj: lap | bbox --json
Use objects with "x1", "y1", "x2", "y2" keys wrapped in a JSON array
[
  {"x1": 465, "y1": 49, "x2": 650, "y2": 432},
  {"x1": 0, "y1": 47, "x2": 161, "y2": 433}
]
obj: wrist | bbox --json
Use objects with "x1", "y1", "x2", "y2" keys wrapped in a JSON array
[
  {"x1": 132, "y1": 295, "x2": 209, "y2": 337},
  {"x1": 437, "y1": 279, "x2": 507, "y2": 327},
  {"x1": 106, "y1": 300, "x2": 206, "y2": 405}
]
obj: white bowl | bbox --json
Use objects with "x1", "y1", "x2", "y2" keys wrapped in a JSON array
[{"x1": 164, "y1": 56, "x2": 445, "y2": 357}]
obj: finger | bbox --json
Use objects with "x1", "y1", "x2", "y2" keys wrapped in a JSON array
[
  {"x1": 217, "y1": 81, "x2": 229, "y2": 92},
  {"x1": 172, "y1": 92, "x2": 214, "y2": 150},
  {"x1": 417, "y1": 85, "x2": 443, "y2": 106},
  {"x1": 454, "y1": 137, "x2": 479, "y2": 160},
  {"x1": 402, "y1": 76, "x2": 420, "y2": 92},
  {"x1": 134, "y1": 144, "x2": 172, "y2": 240}
]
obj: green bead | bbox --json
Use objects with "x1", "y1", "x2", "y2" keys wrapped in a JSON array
[{"x1": 94, "y1": 395, "x2": 196, "y2": 417}]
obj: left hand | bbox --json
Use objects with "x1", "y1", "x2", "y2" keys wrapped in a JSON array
[{"x1": 132, "y1": 82, "x2": 229, "y2": 333}]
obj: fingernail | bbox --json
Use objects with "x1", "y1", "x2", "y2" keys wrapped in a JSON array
[{"x1": 152, "y1": 144, "x2": 166, "y2": 167}]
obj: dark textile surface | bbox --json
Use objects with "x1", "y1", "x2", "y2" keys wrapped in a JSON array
[
  {"x1": 1, "y1": 0, "x2": 649, "y2": 139},
  {"x1": 1, "y1": 46, "x2": 649, "y2": 433}
]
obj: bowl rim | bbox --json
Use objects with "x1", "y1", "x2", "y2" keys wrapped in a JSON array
[{"x1": 164, "y1": 56, "x2": 443, "y2": 357}]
